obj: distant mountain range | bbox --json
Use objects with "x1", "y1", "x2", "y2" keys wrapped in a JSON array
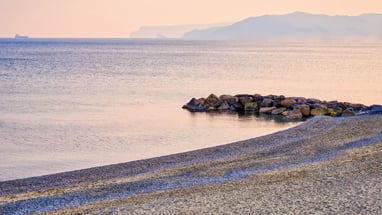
[
  {"x1": 182, "y1": 12, "x2": 382, "y2": 40},
  {"x1": 129, "y1": 23, "x2": 230, "y2": 38}
]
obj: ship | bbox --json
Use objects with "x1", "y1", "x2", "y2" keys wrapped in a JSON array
[{"x1": 14, "y1": 34, "x2": 29, "y2": 39}]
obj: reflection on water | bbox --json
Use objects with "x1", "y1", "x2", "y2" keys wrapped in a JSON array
[
  {"x1": 237, "y1": 112, "x2": 307, "y2": 123},
  {"x1": 0, "y1": 101, "x2": 298, "y2": 181}
]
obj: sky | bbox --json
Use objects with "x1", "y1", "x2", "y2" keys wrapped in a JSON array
[{"x1": 1, "y1": 0, "x2": 382, "y2": 38}]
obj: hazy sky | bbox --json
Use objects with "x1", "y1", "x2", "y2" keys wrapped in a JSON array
[{"x1": 1, "y1": 0, "x2": 381, "y2": 37}]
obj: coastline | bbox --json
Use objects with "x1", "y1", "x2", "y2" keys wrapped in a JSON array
[{"x1": 1, "y1": 115, "x2": 382, "y2": 214}]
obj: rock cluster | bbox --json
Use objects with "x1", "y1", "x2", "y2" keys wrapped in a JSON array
[{"x1": 182, "y1": 93, "x2": 382, "y2": 120}]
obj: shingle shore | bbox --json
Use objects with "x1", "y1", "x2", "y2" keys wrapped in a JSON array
[{"x1": 1, "y1": 115, "x2": 382, "y2": 214}]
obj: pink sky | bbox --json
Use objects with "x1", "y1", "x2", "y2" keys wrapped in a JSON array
[{"x1": 1, "y1": 0, "x2": 381, "y2": 37}]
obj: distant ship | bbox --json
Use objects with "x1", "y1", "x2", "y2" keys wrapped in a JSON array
[{"x1": 14, "y1": 34, "x2": 29, "y2": 39}]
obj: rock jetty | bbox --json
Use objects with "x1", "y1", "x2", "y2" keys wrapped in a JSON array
[{"x1": 183, "y1": 93, "x2": 382, "y2": 119}]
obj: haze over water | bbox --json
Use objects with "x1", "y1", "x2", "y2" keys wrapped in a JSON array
[{"x1": 0, "y1": 39, "x2": 381, "y2": 181}]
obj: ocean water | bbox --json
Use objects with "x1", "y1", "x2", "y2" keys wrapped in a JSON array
[{"x1": 0, "y1": 39, "x2": 381, "y2": 181}]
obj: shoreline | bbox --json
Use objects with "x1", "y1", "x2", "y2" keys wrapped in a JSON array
[{"x1": 1, "y1": 115, "x2": 382, "y2": 213}]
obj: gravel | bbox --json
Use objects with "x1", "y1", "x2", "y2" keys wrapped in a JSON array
[{"x1": 1, "y1": 115, "x2": 382, "y2": 214}]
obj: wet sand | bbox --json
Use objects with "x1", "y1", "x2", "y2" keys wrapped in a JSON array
[{"x1": 1, "y1": 115, "x2": 382, "y2": 214}]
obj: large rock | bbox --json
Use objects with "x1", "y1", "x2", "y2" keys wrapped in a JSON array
[
  {"x1": 349, "y1": 103, "x2": 367, "y2": 112},
  {"x1": 197, "y1": 98, "x2": 206, "y2": 105},
  {"x1": 259, "y1": 107, "x2": 276, "y2": 114},
  {"x1": 341, "y1": 102, "x2": 352, "y2": 110},
  {"x1": 281, "y1": 98, "x2": 296, "y2": 107},
  {"x1": 307, "y1": 98, "x2": 321, "y2": 104},
  {"x1": 310, "y1": 107, "x2": 328, "y2": 116},
  {"x1": 287, "y1": 109, "x2": 303, "y2": 119},
  {"x1": 341, "y1": 108, "x2": 356, "y2": 117},
  {"x1": 370, "y1": 105, "x2": 382, "y2": 115},
  {"x1": 295, "y1": 97, "x2": 307, "y2": 104},
  {"x1": 219, "y1": 95, "x2": 237, "y2": 105},
  {"x1": 327, "y1": 107, "x2": 342, "y2": 117},
  {"x1": 327, "y1": 100, "x2": 340, "y2": 109},
  {"x1": 206, "y1": 94, "x2": 222, "y2": 107},
  {"x1": 272, "y1": 95, "x2": 285, "y2": 107},
  {"x1": 182, "y1": 98, "x2": 207, "y2": 112},
  {"x1": 218, "y1": 102, "x2": 230, "y2": 111},
  {"x1": 278, "y1": 95, "x2": 286, "y2": 100},
  {"x1": 231, "y1": 102, "x2": 244, "y2": 111},
  {"x1": 236, "y1": 94, "x2": 253, "y2": 105},
  {"x1": 253, "y1": 94, "x2": 263, "y2": 104},
  {"x1": 271, "y1": 107, "x2": 286, "y2": 115},
  {"x1": 261, "y1": 98, "x2": 274, "y2": 107},
  {"x1": 244, "y1": 102, "x2": 258, "y2": 111},
  {"x1": 295, "y1": 104, "x2": 310, "y2": 116}
]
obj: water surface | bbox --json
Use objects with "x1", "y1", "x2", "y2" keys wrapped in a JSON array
[{"x1": 1, "y1": 39, "x2": 381, "y2": 180}]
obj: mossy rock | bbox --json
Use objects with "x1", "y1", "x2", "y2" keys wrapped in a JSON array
[
  {"x1": 327, "y1": 108, "x2": 342, "y2": 117},
  {"x1": 311, "y1": 107, "x2": 328, "y2": 116},
  {"x1": 244, "y1": 102, "x2": 258, "y2": 111}
]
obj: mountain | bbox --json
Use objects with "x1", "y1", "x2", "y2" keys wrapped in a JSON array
[
  {"x1": 182, "y1": 12, "x2": 382, "y2": 40},
  {"x1": 129, "y1": 23, "x2": 230, "y2": 38}
]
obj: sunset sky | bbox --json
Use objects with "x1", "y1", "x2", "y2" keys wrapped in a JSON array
[{"x1": 1, "y1": 0, "x2": 381, "y2": 38}]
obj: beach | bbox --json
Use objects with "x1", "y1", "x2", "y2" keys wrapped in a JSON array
[
  {"x1": 1, "y1": 114, "x2": 382, "y2": 214},
  {"x1": 2, "y1": 2, "x2": 382, "y2": 214}
]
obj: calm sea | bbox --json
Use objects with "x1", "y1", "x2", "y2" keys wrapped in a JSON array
[{"x1": 0, "y1": 39, "x2": 381, "y2": 181}]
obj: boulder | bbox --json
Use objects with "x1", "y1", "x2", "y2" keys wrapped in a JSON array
[
  {"x1": 244, "y1": 102, "x2": 258, "y2": 112},
  {"x1": 219, "y1": 95, "x2": 236, "y2": 105},
  {"x1": 287, "y1": 109, "x2": 303, "y2": 120},
  {"x1": 290, "y1": 103, "x2": 298, "y2": 109},
  {"x1": 197, "y1": 98, "x2": 206, "y2": 105},
  {"x1": 342, "y1": 102, "x2": 351, "y2": 110},
  {"x1": 236, "y1": 94, "x2": 253, "y2": 105},
  {"x1": 232, "y1": 102, "x2": 244, "y2": 111},
  {"x1": 271, "y1": 95, "x2": 284, "y2": 107},
  {"x1": 206, "y1": 94, "x2": 222, "y2": 107},
  {"x1": 310, "y1": 107, "x2": 328, "y2": 116},
  {"x1": 307, "y1": 98, "x2": 320, "y2": 104},
  {"x1": 182, "y1": 98, "x2": 207, "y2": 112},
  {"x1": 295, "y1": 104, "x2": 310, "y2": 116},
  {"x1": 295, "y1": 97, "x2": 307, "y2": 104},
  {"x1": 357, "y1": 107, "x2": 370, "y2": 115},
  {"x1": 229, "y1": 105, "x2": 236, "y2": 112},
  {"x1": 253, "y1": 94, "x2": 263, "y2": 104},
  {"x1": 349, "y1": 103, "x2": 366, "y2": 112},
  {"x1": 278, "y1": 95, "x2": 286, "y2": 100},
  {"x1": 370, "y1": 105, "x2": 382, "y2": 115},
  {"x1": 218, "y1": 102, "x2": 230, "y2": 111},
  {"x1": 261, "y1": 98, "x2": 274, "y2": 107},
  {"x1": 281, "y1": 98, "x2": 296, "y2": 107},
  {"x1": 259, "y1": 107, "x2": 276, "y2": 114},
  {"x1": 327, "y1": 108, "x2": 342, "y2": 117},
  {"x1": 341, "y1": 109, "x2": 356, "y2": 117},
  {"x1": 271, "y1": 107, "x2": 287, "y2": 115},
  {"x1": 327, "y1": 100, "x2": 339, "y2": 109}
]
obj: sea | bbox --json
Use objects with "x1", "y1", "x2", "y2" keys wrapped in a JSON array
[{"x1": 0, "y1": 39, "x2": 381, "y2": 181}]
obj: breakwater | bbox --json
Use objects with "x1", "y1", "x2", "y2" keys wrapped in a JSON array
[{"x1": 183, "y1": 94, "x2": 382, "y2": 119}]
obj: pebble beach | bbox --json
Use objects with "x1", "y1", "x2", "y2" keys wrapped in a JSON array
[{"x1": 1, "y1": 114, "x2": 382, "y2": 214}]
